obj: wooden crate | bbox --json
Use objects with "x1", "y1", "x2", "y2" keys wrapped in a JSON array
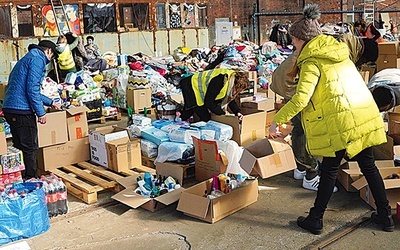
[{"x1": 50, "y1": 161, "x2": 138, "y2": 204}]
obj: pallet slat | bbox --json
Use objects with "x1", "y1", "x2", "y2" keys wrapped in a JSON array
[
  {"x1": 77, "y1": 162, "x2": 130, "y2": 181},
  {"x1": 61, "y1": 165, "x2": 115, "y2": 189},
  {"x1": 51, "y1": 168, "x2": 98, "y2": 193}
]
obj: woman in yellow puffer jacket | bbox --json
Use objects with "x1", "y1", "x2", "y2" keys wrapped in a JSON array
[{"x1": 270, "y1": 4, "x2": 394, "y2": 234}]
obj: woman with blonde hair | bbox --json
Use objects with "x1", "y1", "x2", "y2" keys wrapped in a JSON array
[{"x1": 179, "y1": 69, "x2": 249, "y2": 122}]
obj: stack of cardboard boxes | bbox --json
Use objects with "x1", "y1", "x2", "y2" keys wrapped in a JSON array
[{"x1": 377, "y1": 41, "x2": 400, "y2": 72}]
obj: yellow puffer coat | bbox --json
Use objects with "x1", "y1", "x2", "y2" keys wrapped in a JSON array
[{"x1": 273, "y1": 34, "x2": 386, "y2": 158}]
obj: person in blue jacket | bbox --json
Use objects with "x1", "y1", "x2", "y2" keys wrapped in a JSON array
[{"x1": 3, "y1": 40, "x2": 61, "y2": 179}]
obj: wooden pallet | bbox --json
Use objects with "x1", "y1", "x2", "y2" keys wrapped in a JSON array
[
  {"x1": 87, "y1": 113, "x2": 122, "y2": 124},
  {"x1": 50, "y1": 161, "x2": 137, "y2": 204}
]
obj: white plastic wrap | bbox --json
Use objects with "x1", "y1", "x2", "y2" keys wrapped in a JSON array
[
  {"x1": 216, "y1": 140, "x2": 248, "y2": 176},
  {"x1": 205, "y1": 120, "x2": 233, "y2": 141},
  {"x1": 168, "y1": 128, "x2": 200, "y2": 145},
  {"x1": 131, "y1": 114, "x2": 152, "y2": 126},
  {"x1": 127, "y1": 124, "x2": 152, "y2": 137},
  {"x1": 141, "y1": 139, "x2": 158, "y2": 158},
  {"x1": 155, "y1": 142, "x2": 192, "y2": 163}
]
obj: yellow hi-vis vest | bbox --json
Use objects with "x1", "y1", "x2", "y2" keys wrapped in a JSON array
[
  {"x1": 58, "y1": 45, "x2": 75, "y2": 70},
  {"x1": 191, "y1": 68, "x2": 235, "y2": 106}
]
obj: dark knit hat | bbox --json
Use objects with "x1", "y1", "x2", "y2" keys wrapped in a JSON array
[
  {"x1": 289, "y1": 4, "x2": 322, "y2": 41},
  {"x1": 38, "y1": 40, "x2": 58, "y2": 58}
]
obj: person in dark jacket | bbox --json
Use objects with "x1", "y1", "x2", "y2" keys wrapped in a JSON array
[
  {"x1": 179, "y1": 69, "x2": 249, "y2": 122},
  {"x1": 3, "y1": 40, "x2": 61, "y2": 179},
  {"x1": 368, "y1": 68, "x2": 400, "y2": 111}
]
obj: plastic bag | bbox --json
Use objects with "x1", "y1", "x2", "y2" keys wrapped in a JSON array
[
  {"x1": 155, "y1": 142, "x2": 194, "y2": 163},
  {"x1": 0, "y1": 182, "x2": 50, "y2": 246}
]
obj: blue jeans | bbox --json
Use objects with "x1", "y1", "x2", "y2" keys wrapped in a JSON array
[{"x1": 4, "y1": 112, "x2": 39, "y2": 179}]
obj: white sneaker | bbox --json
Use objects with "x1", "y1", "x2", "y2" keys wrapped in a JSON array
[
  {"x1": 302, "y1": 175, "x2": 338, "y2": 193},
  {"x1": 294, "y1": 169, "x2": 306, "y2": 180}
]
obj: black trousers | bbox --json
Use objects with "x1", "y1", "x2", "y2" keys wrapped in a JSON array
[
  {"x1": 180, "y1": 106, "x2": 211, "y2": 122},
  {"x1": 4, "y1": 112, "x2": 39, "y2": 179},
  {"x1": 312, "y1": 147, "x2": 389, "y2": 218}
]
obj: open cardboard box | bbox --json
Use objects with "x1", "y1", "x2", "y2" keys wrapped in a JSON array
[
  {"x1": 66, "y1": 106, "x2": 89, "y2": 141},
  {"x1": 192, "y1": 137, "x2": 228, "y2": 181},
  {"x1": 211, "y1": 108, "x2": 266, "y2": 146},
  {"x1": 239, "y1": 138, "x2": 296, "y2": 178},
  {"x1": 177, "y1": 177, "x2": 258, "y2": 223},
  {"x1": 155, "y1": 161, "x2": 194, "y2": 185},
  {"x1": 350, "y1": 167, "x2": 400, "y2": 209},
  {"x1": 112, "y1": 175, "x2": 184, "y2": 212}
]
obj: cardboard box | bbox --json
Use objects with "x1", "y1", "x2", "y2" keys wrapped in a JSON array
[
  {"x1": 66, "y1": 106, "x2": 89, "y2": 141},
  {"x1": 106, "y1": 137, "x2": 141, "y2": 172},
  {"x1": 177, "y1": 178, "x2": 258, "y2": 223},
  {"x1": 84, "y1": 99, "x2": 102, "y2": 120},
  {"x1": 239, "y1": 138, "x2": 296, "y2": 179},
  {"x1": 351, "y1": 167, "x2": 400, "y2": 209},
  {"x1": 156, "y1": 161, "x2": 194, "y2": 185},
  {"x1": 37, "y1": 137, "x2": 90, "y2": 171},
  {"x1": 192, "y1": 137, "x2": 227, "y2": 181},
  {"x1": 0, "y1": 82, "x2": 7, "y2": 100},
  {"x1": 241, "y1": 98, "x2": 274, "y2": 112},
  {"x1": 88, "y1": 126, "x2": 129, "y2": 168},
  {"x1": 211, "y1": 108, "x2": 266, "y2": 146},
  {"x1": 37, "y1": 111, "x2": 68, "y2": 148},
  {"x1": 361, "y1": 65, "x2": 376, "y2": 81},
  {"x1": 112, "y1": 175, "x2": 184, "y2": 212},
  {"x1": 126, "y1": 87, "x2": 152, "y2": 113},
  {"x1": 376, "y1": 55, "x2": 400, "y2": 72},
  {"x1": 373, "y1": 135, "x2": 394, "y2": 160},
  {"x1": 378, "y1": 41, "x2": 399, "y2": 55},
  {"x1": 0, "y1": 124, "x2": 7, "y2": 156}
]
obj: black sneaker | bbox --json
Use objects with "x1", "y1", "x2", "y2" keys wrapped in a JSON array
[
  {"x1": 371, "y1": 211, "x2": 395, "y2": 232},
  {"x1": 297, "y1": 216, "x2": 323, "y2": 235}
]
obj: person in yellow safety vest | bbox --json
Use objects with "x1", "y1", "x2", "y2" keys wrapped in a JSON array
[
  {"x1": 178, "y1": 68, "x2": 249, "y2": 122},
  {"x1": 56, "y1": 34, "x2": 79, "y2": 80}
]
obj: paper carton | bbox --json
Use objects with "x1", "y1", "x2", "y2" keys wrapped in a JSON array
[
  {"x1": 177, "y1": 178, "x2": 258, "y2": 223},
  {"x1": 112, "y1": 175, "x2": 184, "y2": 212},
  {"x1": 66, "y1": 106, "x2": 89, "y2": 141},
  {"x1": 241, "y1": 98, "x2": 274, "y2": 112},
  {"x1": 351, "y1": 167, "x2": 400, "y2": 209},
  {"x1": 126, "y1": 87, "x2": 152, "y2": 113},
  {"x1": 37, "y1": 137, "x2": 90, "y2": 171},
  {"x1": 88, "y1": 126, "x2": 129, "y2": 168},
  {"x1": 37, "y1": 111, "x2": 68, "y2": 148},
  {"x1": 192, "y1": 137, "x2": 227, "y2": 181},
  {"x1": 378, "y1": 41, "x2": 399, "y2": 55},
  {"x1": 211, "y1": 108, "x2": 266, "y2": 146},
  {"x1": 239, "y1": 138, "x2": 296, "y2": 179},
  {"x1": 155, "y1": 161, "x2": 194, "y2": 185},
  {"x1": 106, "y1": 138, "x2": 141, "y2": 172},
  {"x1": 376, "y1": 54, "x2": 400, "y2": 72}
]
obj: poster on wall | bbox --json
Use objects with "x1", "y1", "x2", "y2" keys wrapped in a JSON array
[
  {"x1": 83, "y1": 3, "x2": 117, "y2": 33},
  {"x1": 169, "y1": 3, "x2": 182, "y2": 28},
  {"x1": 42, "y1": 4, "x2": 80, "y2": 36},
  {"x1": 182, "y1": 3, "x2": 195, "y2": 28}
]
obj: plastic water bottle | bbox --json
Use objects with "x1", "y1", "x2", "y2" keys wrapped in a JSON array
[
  {"x1": 0, "y1": 187, "x2": 5, "y2": 201},
  {"x1": 144, "y1": 172, "x2": 153, "y2": 188},
  {"x1": 47, "y1": 180, "x2": 57, "y2": 217},
  {"x1": 56, "y1": 178, "x2": 68, "y2": 215}
]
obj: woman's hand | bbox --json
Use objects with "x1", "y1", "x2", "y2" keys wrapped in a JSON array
[{"x1": 269, "y1": 121, "x2": 282, "y2": 139}]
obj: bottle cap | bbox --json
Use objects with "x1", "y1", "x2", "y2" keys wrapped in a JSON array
[{"x1": 174, "y1": 184, "x2": 181, "y2": 189}]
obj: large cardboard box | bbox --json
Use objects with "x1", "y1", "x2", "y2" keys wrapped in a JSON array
[
  {"x1": 351, "y1": 167, "x2": 400, "y2": 209},
  {"x1": 156, "y1": 161, "x2": 194, "y2": 185},
  {"x1": 211, "y1": 108, "x2": 266, "y2": 146},
  {"x1": 126, "y1": 87, "x2": 152, "y2": 113},
  {"x1": 88, "y1": 126, "x2": 129, "y2": 168},
  {"x1": 106, "y1": 137, "x2": 141, "y2": 173},
  {"x1": 373, "y1": 135, "x2": 394, "y2": 160},
  {"x1": 66, "y1": 106, "x2": 89, "y2": 141},
  {"x1": 177, "y1": 177, "x2": 258, "y2": 223},
  {"x1": 112, "y1": 175, "x2": 184, "y2": 212},
  {"x1": 241, "y1": 98, "x2": 274, "y2": 112},
  {"x1": 378, "y1": 41, "x2": 399, "y2": 55},
  {"x1": 37, "y1": 137, "x2": 90, "y2": 171},
  {"x1": 0, "y1": 82, "x2": 7, "y2": 100},
  {"x1": 239, "y1": 138, "x2": 296, "y2": 179},
  {"x1": 192, "y1": 137, "x2": 227, "y2": 181},
  {"x1": 376, "y1": 54, "x2": 400, "y2": 72},
  {"x1": 37, "y1": 111, "x2": 68, "y2": 148}
]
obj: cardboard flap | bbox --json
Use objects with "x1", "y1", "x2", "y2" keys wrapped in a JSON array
[
  {"x1": 154, "y1": 188, "x2": 184, "y2": 205},
  {"x1": 117, "y1": 175, "x2": 141, "y2": 189},
  {"x1": 244, "y1": 138, "x2": 274, "y2": 158},
  {"x1": 111, "y1": 188, "x2": 150, "y2": 208},
  {"x1": 239, "y1": 149, "x2": 257, "y2": 174},
  {"x1": 106, "y1": 137, "x2": 131, "y2": 146},
  {"x1": 193, "y1": 137, "x2": 220, "y2": 161},
  {"x1": 351, "y1": 177, "x2": 368, "y2": 190},
  {"x1": 269, "y1": 139, "x2": 291, "y2": 153},
  {"x1": 66, "y1": 106, "x2": 89, "y2": 116},
  {"x1": 177, "y1": 192, "x2": 210, "y2": 218}
]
